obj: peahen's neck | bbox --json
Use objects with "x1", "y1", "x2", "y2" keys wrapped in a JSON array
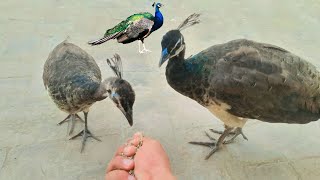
[
  {"x1": 165, "y1": 48, "x2": 190, "y2": 92},
  {"x1": 165, "y1": 47, "x2": 209, "y2": 105},
  {"x1": 151, "y1": 8, "x2": 163, "y2": 32}
]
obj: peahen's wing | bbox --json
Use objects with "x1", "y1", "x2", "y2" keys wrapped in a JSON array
[{"x1": 206, "y1": 39, "x2": 320, "y2": 123}]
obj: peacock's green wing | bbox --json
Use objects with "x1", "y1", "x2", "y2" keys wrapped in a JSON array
[{"x1": 104, "y1": 12, "x2": 154, "y2": 37}]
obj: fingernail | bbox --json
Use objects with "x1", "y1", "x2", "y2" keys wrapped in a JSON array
[
  {"x1": 128, "y1": 175, "x2": 135, "y2": 180},
  {"x1": 123, "y1": 158, "x2": 133, "y2": 166}
]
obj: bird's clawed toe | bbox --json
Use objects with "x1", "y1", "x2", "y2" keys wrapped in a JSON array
[
  {"x1": 189, "y1": 127, "x2": 236, "y2": 159},
  {"x1": 70, "y1": 127, "x2": 101, "y2": 152},
  {"x1": 210, "y1": 127, "x2": 248, "y2": 142}
]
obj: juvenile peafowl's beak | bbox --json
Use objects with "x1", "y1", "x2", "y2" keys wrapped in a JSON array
[
  {"x1": 159, "y1": 48, "x2": 169, "y2": 67},
  {"x1": 120, "y1": 107, "x2": 133, "y2": 126}
]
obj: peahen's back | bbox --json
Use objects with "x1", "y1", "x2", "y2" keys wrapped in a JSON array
[
  {"x1": 43, "y1": 41, "x2": 102, "y2": 113},
  {"x1": 174, "y1": 39, "x2": 320, "y2": 124}
]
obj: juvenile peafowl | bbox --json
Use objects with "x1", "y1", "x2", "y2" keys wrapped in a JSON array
[
  {"x1": 43, "y1": 40, "x2": 135, "y2": 152},
  {"x1": 159, "y1": 14, "x2": 320, "y2": 159},
  {"x1": 88, "y1": 2, "x2": 164, "y2": 53}
]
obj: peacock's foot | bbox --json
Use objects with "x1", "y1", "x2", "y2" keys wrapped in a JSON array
[
  {"x1": 69, "y1": 127, "x2": 101, "y2": 153},
  {"x1": 57, "y1": 114, "x2": 84, "y2": 135},
  {"x1": 139, "y1": 48, "x2": 152, "y2": 54}
]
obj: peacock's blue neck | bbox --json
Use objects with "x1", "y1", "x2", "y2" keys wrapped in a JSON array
[{"x1": 151, "y1": 8, "x2": 163, "y2": 32}]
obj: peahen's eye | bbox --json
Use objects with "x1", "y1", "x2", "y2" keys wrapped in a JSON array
[{"x1": 107, "y1": 89, "x2": 111, "y2": 93}]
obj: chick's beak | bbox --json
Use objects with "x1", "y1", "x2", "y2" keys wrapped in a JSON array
[{"x1": 120, "y1": 107, "x2": 133, "y2": 126}]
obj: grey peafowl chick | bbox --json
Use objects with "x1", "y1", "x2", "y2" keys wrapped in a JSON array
[
  {"x1": 159, "y1": 14, "x2": 320, "y2": 159},
  {"x1": 43, "y1": 40, "x2": 135, "y2": 152}
]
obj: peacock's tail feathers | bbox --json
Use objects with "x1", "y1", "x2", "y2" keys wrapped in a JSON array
[{"x1": 88, "y1": 32, "x2": 121, "y2": 46}]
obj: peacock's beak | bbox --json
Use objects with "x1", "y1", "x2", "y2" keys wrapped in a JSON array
[{"x1": 159, "y1": 48, "x2": 169, "y2": 67}]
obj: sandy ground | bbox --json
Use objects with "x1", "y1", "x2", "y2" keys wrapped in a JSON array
[{"x1": 1, "y1": 0, "x2": 320, "y2": 179}]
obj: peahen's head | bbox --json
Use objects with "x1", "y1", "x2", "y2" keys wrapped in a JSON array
[
  {"x1": 105, "y1": 54, "x2": 135, "y2": 126},
  {"x1": 159, "y1": 30, "x2": 185, "y2": 67},
  {"x1": 152, "y1": 2, "x2": 163, "y2": 9},
  {"x1": 159, "y1": 13, "x2": 200, "y2": 67}
]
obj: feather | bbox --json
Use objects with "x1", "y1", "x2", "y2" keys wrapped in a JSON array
[
  {"x1": 177, "y1": 13, "x2": 201, "y2": 31},
  {"x1": 106, "y1": 54, "x2": 123, "y2": 79},
  {"x1": 88, "y1": 32, "x2": 121, "y2": 46}
]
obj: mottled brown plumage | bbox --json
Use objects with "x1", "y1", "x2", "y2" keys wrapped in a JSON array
[{"x1": 168, "y1": 39, "x2": 320, "y2": 124}]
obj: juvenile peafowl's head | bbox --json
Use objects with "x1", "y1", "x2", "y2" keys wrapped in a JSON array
[
  {"x1": 106, "y1": 54, "x2": 135, "y2": 126},
  {"x1": 159, "y1": 13, "x2": 200, "y2": 67},
  {"x1": 107, "y1": 79, "x2": 135, "y2": 126},
  {"x1": 159, "y1": 30, "x2": 185, "y2": 67},
  {"x1": 152, "y1": 2, "x2": 163, "y2": 9}
]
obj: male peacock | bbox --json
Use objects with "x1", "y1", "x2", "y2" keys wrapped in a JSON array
[
  {"x1": 88, "y1": 2, "x2": 164, "y2": 53},
  {"x1": 159, "y1": 14, "x2": 320, "y2": 159},
  {"x1": 43, "y1": 40, "x2": 135, "y2": 152}
]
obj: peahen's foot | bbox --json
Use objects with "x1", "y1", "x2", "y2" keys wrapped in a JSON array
[
  {"x1": 210, "y1": 127, "x2": 248, "y2": 143},
  {"x1": 189, "y1": 127, "x2": 233, "y2": 159},
  {"x1": 57, "y1": 114, "x2": 84, "y2": 135},
  {"x1": 69, "y1": 127, "x2": 101, "y2": 153}
]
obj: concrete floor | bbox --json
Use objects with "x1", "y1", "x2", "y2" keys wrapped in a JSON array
[{"x1": 1, "y1": 0, "x2": 320, "y2": 179}]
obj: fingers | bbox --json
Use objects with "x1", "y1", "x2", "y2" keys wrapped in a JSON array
[
  {"x1": 107, "y1": 156, "x2": 134, "y2": 172},
  {"x1": 127, "y1": 132, "x2": 143, "y2": 147},
  {"x1": 106, "y1": 132, "x2": 144, "y2": 179},
  {"x1": 123, "y1": 145, "x2": 138, "y2": 157},
  {"x1": 105, "y1": 170, "x2": 136, "y2": 180},
  {"x1": 115, "y1": 132, "x2": 143, "y2": 157},
  {"x1": 114, "y1": 144, "x2": 126, "y2": 156}
]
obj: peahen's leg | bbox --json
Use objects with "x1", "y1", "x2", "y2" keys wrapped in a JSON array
[
  {"x1": 189, "y1": 126, "x2": 233, "y2": 160},
  {"x1": 210, "y1": 127, "x2": 248, "y2": 142}
]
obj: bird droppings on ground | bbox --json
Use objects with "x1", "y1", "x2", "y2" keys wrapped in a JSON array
[{"x1": 1, "y1": 0, "x2": 320, "y2": 180}]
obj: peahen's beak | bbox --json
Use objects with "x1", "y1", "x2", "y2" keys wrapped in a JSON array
[{"x1": 159, "y1": 48, "x2": 169, "y2": 67}]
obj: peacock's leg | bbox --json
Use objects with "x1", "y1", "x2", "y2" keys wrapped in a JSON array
[
  {"x1": 142, "y1": 42, "x2": 152, "y2": 53},
  {"x1": 138, "y1": 40, "x2": 143, "y2": 53},
  {"x1": 69, "y1": 112, "x2": 101, "y2": 152},
  {"x1": 189, "y1": 126, "x2": 233, "y2": 159}
]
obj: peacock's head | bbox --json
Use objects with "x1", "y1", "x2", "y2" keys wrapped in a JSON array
[
  {"x1": 152, "y1": 2, "x2": 163, "y2": 9},
  {"x1": 159, "y1": 30, "x2": 185, "y2": 67},
  {"x1": 159, "y1": 13, "x2": 200, "y2": 67}
]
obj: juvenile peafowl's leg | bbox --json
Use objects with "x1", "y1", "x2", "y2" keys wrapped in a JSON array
[
  {"x1": 57, "y1": 114, "x2": 84, "y2": 135},
  {"x1": 189, "y1": 126, "x2": 233, "y2": 159},
  {"x1": 70, "y1": 112, "x2": 101, "y2": 153}
]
